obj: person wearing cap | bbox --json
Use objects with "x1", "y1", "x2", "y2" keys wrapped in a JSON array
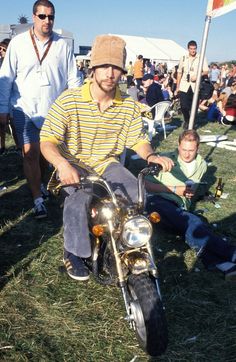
[
  {"x1": 0, "y1": 0, "x2": 81, "y2": 219},
  {"x1": 142, "y1": 74, "x2": 164, "y2": 118},
  {"x1": 40, "y1": 34, "x2": 174, "y2": 282}
]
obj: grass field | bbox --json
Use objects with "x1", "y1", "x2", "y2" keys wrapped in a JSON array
[{"x1": 1, "y1": 113, "x2": 236, "y2": 362}]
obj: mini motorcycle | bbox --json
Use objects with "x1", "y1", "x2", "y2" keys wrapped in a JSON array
[
  {"x1": 58, "y1": 164, "x2": 168, "y2": 357},
  {"x1": 62, "y1": 164, "x2": 168, "y2": 357}
]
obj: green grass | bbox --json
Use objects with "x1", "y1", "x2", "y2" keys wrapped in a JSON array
[{"x1": 1, "y1": 115, "x2": 236, "y2": 362}]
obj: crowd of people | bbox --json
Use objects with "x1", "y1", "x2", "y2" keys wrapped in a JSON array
[
  {"x1": 1, "y1": 0, "x2": 236, "y2": 282},
  {"x1": 125, "y1": 42, "x2": 236, "y2": 128}
]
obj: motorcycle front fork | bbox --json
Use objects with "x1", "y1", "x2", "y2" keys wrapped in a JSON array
[
  {"x1": 107, "y1": 219, "x2": 163, "y2": 323},
  {"x1": 119, "y1": 275, "x2": 163, "y2": 327}
]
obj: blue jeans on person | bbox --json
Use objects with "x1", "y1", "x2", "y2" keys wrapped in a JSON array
[
  {"x1": 146, "y1": 195, "x2": 236, "y2": 268},
  {"x1": 62, "y1": 162, "x2": 139, "y2": 258}
]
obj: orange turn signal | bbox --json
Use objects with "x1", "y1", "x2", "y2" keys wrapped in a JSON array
[
  {"x1": 92, "y1": 224, "x2": 104, "y2": 236},
  {"x1": 149, "y1": 212, "x2": 161, "y2": 223}
]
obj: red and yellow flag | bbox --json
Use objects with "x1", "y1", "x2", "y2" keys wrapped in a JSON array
[{"x1": 207, "y1": 0, "x2": 236, "y2": 17}]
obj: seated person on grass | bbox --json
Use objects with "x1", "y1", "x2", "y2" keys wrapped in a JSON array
[
  {"x1": 218, "y1": 77, "x2": 236, "y2": 125},
  {"x1": 145, "y1": 129, "x2": 236, "y2": 279}
]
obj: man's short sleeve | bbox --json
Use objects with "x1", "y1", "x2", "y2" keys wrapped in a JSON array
[{"x1": 40, "y1": 95, "x2": 68, "y2": 144}]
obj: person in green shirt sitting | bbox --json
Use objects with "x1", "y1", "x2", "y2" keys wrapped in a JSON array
[{"x1": 145, "y1": 129, "x2": 236, "y2": 279}]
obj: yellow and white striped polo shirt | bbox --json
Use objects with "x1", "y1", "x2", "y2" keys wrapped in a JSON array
[{"x1": 40, "y1": 80, "x2": 149, "y2": 175}]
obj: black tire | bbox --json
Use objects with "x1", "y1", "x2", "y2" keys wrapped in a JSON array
[
  {"x1": 89, "y1": 235, "x2": 117, "y2": 285},
  {"x1": 127, "y1": 273, "x2": 168, "y2": 357}
]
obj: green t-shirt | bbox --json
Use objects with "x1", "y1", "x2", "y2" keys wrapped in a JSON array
[{"x1": 146, "y1": 149, "x2": 207, "y2": 210}]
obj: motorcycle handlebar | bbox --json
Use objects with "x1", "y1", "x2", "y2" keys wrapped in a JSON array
[
  {"x1": 59, "y1": 164, "x2": 162, "y2": 209},
  {"x1": 137, "y1": 163, "x2": 162, "y2": 211},
  {"x1": 139, "y1": 163, "x2": 163, "y2": 177},
  {"x1": 60, "y1": 164, "x2": 162, "y2": 188},
  {"x1": 60, "y1": 175, "x2": 99, "y2": 189},
  {"x1": 61, "y1": 175, "x2": 119, "y2": 207}
]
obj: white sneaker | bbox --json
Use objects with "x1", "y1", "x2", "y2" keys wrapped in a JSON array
[{"x1": 34, "y1": 202, "x2": 47, "y2": 219}]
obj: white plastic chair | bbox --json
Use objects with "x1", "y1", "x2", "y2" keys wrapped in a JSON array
[
  {"x1": 143, "y1": 101, "x2": 176, "y2": 141},
  {"x1": 152, "y1": 100, "x2": 171, "y2": 139},
  {"x1": 142, "y1": 100, "x2": 171, "y2": 140},
  {"x1": 142, "y1": 117, "x2": 155, "y2": 141}
]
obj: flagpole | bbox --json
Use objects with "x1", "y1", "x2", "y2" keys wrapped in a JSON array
[{"x1": 188, "y1": 15, "x2": 211, "y2": 130}]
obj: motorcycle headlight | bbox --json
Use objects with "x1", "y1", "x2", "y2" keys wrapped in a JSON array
[{"x1": 122, "y1": 216, "x2": 152, "y2": 248}]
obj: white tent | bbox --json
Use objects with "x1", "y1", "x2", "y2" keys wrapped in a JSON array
[
  {"x1": 111, "y1": 34, "x2": 186, "y2": 69},
  {"x1": 0, "y1": 23, "x2": 74, "y2": 51}
]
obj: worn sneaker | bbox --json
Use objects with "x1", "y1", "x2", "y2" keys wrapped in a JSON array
[
  {"x1": 220, "y1": 117, "x2": 236, "y2": 126},
  {"x1": 224, "y1": 264, "x2": 236, "y2": 281},
  {"x1": 40, "y1": 183, "x2": 50, "y2": 200},
  {"x1": 34, "y1": 201, "x2": 47, "y2": 219},
  {"x1": 63, "y1": 250, "x2": 89, "y2": 281}
]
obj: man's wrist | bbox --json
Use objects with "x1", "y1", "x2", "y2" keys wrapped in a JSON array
[
  {"x1": 146, "y1": 152, "x2": 159, "y2": 162},
  {"x1": 55, "y1": 159, "x2": 69, "y2": 170}
]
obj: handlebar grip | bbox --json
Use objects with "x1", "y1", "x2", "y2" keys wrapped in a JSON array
[
  {"x1": 148, "y1": 163, "x2": 163, "y2": 175},
  {"x1": 139, "y1": 163, "x2": 162, "y2": 177}
]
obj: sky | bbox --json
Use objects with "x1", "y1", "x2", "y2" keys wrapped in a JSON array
[{"x1": 1, "y1": 0, "x2": 235, "y2": 62}]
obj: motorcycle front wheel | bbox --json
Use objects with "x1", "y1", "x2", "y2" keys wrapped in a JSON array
[{"x1": 127, "y1": 273, "x2": 168, "y2": 357}]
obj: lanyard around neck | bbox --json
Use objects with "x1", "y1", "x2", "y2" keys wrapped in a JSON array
[
  {"x1": 188, "y1": 55, "x2": 197, "y2": 73},
  {"x1": 30, "y1": 29, "x2": 53, "y2": 65}
]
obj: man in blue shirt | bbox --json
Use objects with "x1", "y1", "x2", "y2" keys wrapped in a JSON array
[
  {"x1": 142, "y1": 74, "x2": 164, "y2": 118},
  {"x1": 209, "y1": 64, "x2": 220, "y2": 84}
]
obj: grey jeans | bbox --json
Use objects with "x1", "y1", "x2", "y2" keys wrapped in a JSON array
[{"x1": 63, "y1": 162, "x2": 139, "y2": 257}]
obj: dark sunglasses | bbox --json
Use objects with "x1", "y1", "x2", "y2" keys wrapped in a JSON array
[{"x1": 36, "y1": 14, "x2": 55, "y2": 21}]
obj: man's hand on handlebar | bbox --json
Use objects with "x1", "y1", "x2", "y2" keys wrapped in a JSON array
[
  {"x1": 147, "y1": 154, "x2": 174, "y2": 172},
  {"x1": 57, "y1": 160, "x2": 80, "y2": 185}
]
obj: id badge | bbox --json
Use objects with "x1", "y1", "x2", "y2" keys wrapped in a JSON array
[{"x1": 40, "y1": 71, "x2": 50, "y2": 86}]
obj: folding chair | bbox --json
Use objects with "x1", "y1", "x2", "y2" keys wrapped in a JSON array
[
  {"x1": 142, "y1": 101, "x2": 171, "y2": 140},
  {"x1": 152, "y1": 100, "x2": 171, "y2": 139}
]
